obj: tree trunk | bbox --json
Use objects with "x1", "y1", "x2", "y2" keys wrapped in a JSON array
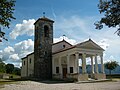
[
  {"x1": 109, "y1": 70, "x2": 112, "y2": 78},
  {"x1": 110, "y1": 70, "x2": 111, "y2": 75}
]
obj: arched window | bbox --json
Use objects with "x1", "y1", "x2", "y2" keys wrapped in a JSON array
[{"x1": 44, "y1": 25, "x2": 49, "y2": 37}]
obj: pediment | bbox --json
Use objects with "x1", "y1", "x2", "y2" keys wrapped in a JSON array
[{"x1": 76, "y1": 39, "x2": 104, "y2": 51}]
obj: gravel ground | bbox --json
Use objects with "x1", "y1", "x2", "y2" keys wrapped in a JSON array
[{"x1": 0, "y1": 81, "x2": 120, "y2": 90}]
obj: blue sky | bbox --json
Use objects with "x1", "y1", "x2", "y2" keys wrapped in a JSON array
[{"x1": 0, "y1": 0, "x2": 120, "y2": 67}]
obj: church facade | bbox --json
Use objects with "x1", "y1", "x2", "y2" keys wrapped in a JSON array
[{"x1": 21, "y1": 16, "x2": 106, "y2": 81}]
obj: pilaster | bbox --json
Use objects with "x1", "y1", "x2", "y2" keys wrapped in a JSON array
[
  {"x1": 59, "y1": 57, "x2": 62, "y2": 78},
  {"x1": 75, "y1": 52, "x2": 79, "y2": 74},
  {"x1": 67, "y1": 55, "x2": 70, "y2": 74},
  {"x1": 52, "y1": 57, "x2": 55, "y2": 74}
]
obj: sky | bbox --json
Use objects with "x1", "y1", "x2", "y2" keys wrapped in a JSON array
[{"x1": 0, "y1": 0, "x2": 120, "y2": 67}]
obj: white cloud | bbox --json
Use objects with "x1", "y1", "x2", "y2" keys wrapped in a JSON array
[
  {"x1": 0, "y1": 39, "x2": 34, "y2": 67},
  {"x1": 14, "y1": 39, "x2": 34, "y2": 58},
  {"x1": 9, "y1": 54, "x2": 20, "y2": 60},
  {"x1": 10, "y1": 19, "x2": 35, "y2": 39},
  {"x1": 4, "y1": 46, "x2": 15, "y2": 53},
  {"x1": 98, "y1": 39, "x2": 109, "y2": 50},
  {"x1": 0, "y1": 46, "x2": 15, "y2": 60},
  {"x1": 0, "y1": 50, "x2": 2, "y2": 53},
  {"x1": 107, "y1": 38, "x2": 120, "y2": 55}
]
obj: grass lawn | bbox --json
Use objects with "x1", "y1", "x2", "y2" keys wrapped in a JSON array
[
  {"x1": 0, "y1": 78, "x2": 22, "y2": 84},
  {"x1": 0, "y1": 74, "x2": 21, "y2": 89},
  {"x1": 0, "y1": 79, "x2": 19, "y2": 89}
]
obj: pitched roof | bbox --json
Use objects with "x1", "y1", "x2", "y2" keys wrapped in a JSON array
[
  {"x1": 52, "y1": 39, "x2": 73, "y2": 46},
  {"x1": 53, "y1": 39, "x2": 104, "y2": 54},
  {"x1": 21, "y1": 52, "x2": 34, "y2": 60},
  {"x1": 34, "y1": 17, "x2": 54, "y2": 25},
  {"x1": 76, "y1": 39, "x2": 104, "y2": 51}
]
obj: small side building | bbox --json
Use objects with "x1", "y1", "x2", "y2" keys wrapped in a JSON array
[{"x1": 21, "y1": 53, "x2": 34, "y2": 78}]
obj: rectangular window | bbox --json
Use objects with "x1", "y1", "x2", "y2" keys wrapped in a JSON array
[
  {"x1": 70, "y1": 67, "x2": 73, "y2": 73},
  {"x1": 29, "y1": 58, "x2": 31, "y2": 64},
  {"x1": 24, "y1": 61, "x2": 25, "y2": 65},
  {"x1": 56, "y1": 67, "x2": 59, "y2": 73}
]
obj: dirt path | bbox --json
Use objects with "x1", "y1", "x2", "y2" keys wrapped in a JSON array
[{"x1": 0, "y1": 81, "x2": 120, "y2": 90}]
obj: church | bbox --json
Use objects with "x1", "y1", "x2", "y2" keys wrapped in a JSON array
[{"x1": 21, "y1": 16, "x2": 106, "y2": 81}]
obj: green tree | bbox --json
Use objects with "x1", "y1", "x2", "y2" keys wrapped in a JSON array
[
  {"x1": 0, "y1": 0, "x2": 16, "y2": 28},
  {"x1": 12, "y1": 67, "x2": 21, "y2": 75},
  {"x1": 0, "y1": 0, "x2": 16, "y2": 41},
  {"x1": 5, "y1": 63, "x2": 14, "y2": 74},
  {"x1": 104, "y1": 61, "x2": 119, "y2": 75},
  {"x1": 0, "y1": 58, "x2": 6, "y2": 73},
  {"x1": 95, "y1": 0, "x2": 120, "y2": 36}
]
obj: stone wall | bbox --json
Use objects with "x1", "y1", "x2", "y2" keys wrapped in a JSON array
[
  {"x1": 93, "y1": 73, "x2": 106, "y2": 80},
  {"x1": 34, "y1": 18, "x2": 54, "y2": 79}
]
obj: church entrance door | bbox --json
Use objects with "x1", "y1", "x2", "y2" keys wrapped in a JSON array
[{"x1": 62, "y1": 68, "x2": 67, "y2": 78}]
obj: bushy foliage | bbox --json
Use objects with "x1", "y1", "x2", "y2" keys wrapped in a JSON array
[
  {"x1": 95, "y1": 0, "x2": 120, "y2": 36},
  {"x1": 5, "y1": 63, "x2": 14, "y2": 74},
  {"x1": 104, "y1": 60, "x2": 119, "y2": 75},
  {"x1": 13, "y1": 67, "x2": 21, "y2": 75},
  {"x1": 0, "y1": 58, "x2": 21, "y2": 75},
  {"x1": 0, "y1": 59, "x2": 6, "y2": 73},
  {"x1": 0, "y1": 0, "x2": 16, "y2": 41},
  {"x1": 0, "y1": 0, "x2": 16, "y2": 28}
]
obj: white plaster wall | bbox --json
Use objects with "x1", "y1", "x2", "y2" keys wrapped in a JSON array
[
  {"x1": 53, "y1": 58, "x2": 59, "y2": 74},
  {"x1": 69, "y1": 55, "x2": 77, "y2": 73},
  {"x1": 21, "y1": 58, "x2": 28, "y2": 77},
  {"x1": 69, "y1": 55, "x2": 75, "y2": 67},
  {"x1": 53, "y1": 55, "x2": 76, "y2": 75},
  {"x1": 27, "y1": 53, "x2": 34, "y2": 77},
  {"x1": 61, "y1": 56, "x2": 67, "y2": 65}
]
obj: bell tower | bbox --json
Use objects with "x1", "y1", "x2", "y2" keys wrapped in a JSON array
[{"x1": 34, "y1": 15, "x2": 54, "y2": 79}]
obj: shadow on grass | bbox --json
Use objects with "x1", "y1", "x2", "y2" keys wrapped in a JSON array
[
  {"x1": 1, "y1": 78, "x2": 75, "y2": 85},
  {"x1": 29, "y1": 78, "x2": 76, "y2": 84},
  {"x1": 1, "y1": 76, "x2": 120, "y2": 85},
  {"x1": 0, "y1": 78, "x2": 28, "y2": 85}
]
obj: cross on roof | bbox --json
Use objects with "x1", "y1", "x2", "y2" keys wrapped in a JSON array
[{"x1": 43, "y1": 12, "x2": 45, "y2": 18}]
